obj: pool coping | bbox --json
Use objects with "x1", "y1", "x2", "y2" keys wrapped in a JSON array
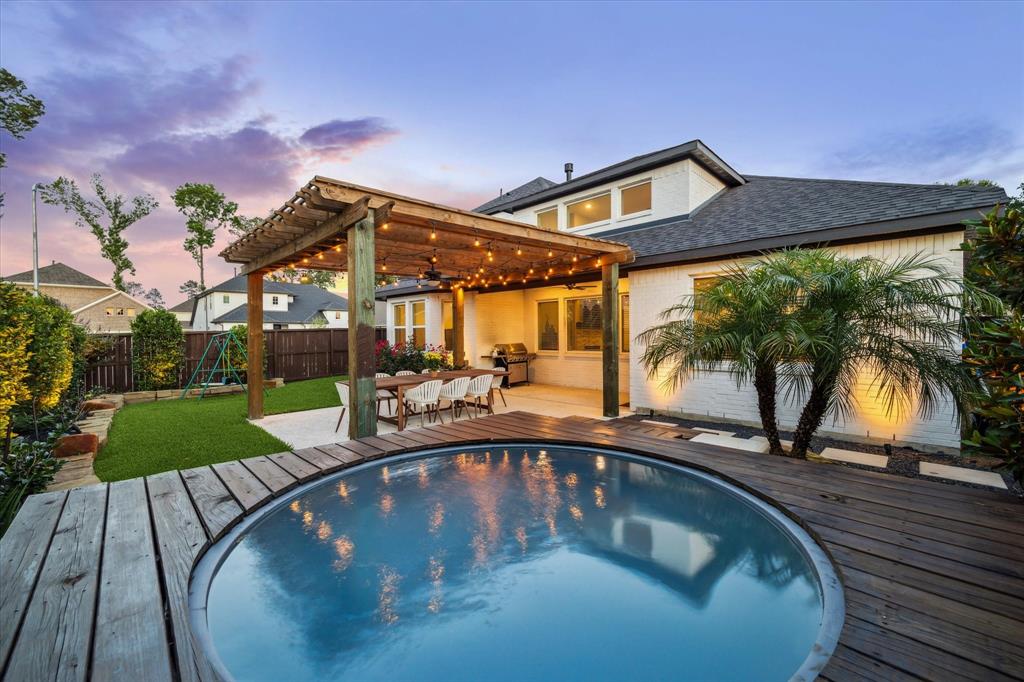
[{"x1": 188, "y1": 443, "x2": 845, "y2": 682}]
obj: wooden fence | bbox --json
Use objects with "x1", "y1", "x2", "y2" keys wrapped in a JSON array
[{"x1": 84, "y1": 328, "x2": 387, "y2": 393}]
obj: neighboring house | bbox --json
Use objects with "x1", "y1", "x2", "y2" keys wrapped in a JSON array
[
  {"x1": 168, "y1": 297, "x2": 196, "y2": 329},
  {"x1": 2, "y1": 261, "x2": 151, "y2": 332},
  {"x1": 189, "y1": 274, "x2": 349, "y2": 331},
  {"x1": 377, "y1": 139, "x2": 1007, "y2": 452}
]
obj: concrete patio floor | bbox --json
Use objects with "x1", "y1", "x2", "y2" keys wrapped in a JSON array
[{"x1": 251, "y1": 383, "x2": 631, "y2": 449}]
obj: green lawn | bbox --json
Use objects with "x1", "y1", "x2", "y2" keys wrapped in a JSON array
[{"x1": 94, "y1": 376, "x2": 343, "y2": 482}]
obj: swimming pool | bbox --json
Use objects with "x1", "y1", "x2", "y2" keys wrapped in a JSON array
[{"x1": 190, "y1": 445, "x2": 843, "y2": 681}]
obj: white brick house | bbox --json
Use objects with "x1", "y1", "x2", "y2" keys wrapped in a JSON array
[{"x1": 377, "y1": 140, "x2": 1006, "y2": 452}]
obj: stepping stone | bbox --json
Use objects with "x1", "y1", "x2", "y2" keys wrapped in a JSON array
[
  {"x1": 690, "y1": 432, "x2": 769, "y2": 453},
  {"x1": 749, "y1": 436, "x2": 795, "y2": 449},
  {"x1": 820, "y1": 447, "x2": 888, "y2": 468},
  {"x1": 919, "y1": 462, "x2": 1007, "y2": 489},
  {"x1": 693, "y1": 427, "x2": 736, "y2": 437},
  {"x1": 641, "y1": 420, "x2": 677, "y2": 427}
]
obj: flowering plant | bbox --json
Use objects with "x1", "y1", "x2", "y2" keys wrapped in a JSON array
[{"x1": 374, "y1": 340, "x2": 454, "y2": 374}]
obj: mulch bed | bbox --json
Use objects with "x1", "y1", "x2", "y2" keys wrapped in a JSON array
[{"x1": 624, "y1": 413, "x2": 1022, "y2": 498}]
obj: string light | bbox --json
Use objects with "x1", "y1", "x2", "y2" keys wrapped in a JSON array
[
  {"x1": 381, "y1": 258, "x2": 388, "y2": 272},
  {"x1": 474, "y1": 237, "x2": 481, "y2": 247},
  {"x1": 528, "y1": 266, "x2": 534, "y2": 274},
  {"x1": 302, "y1": 257, "x2": 310, "y2": 264},
  {"x1": 516, "y1": 244, "x2": 522, "y2": 256},
  {"x1": 430, "y1": 250, "x2": 438, "y2": 264},
  {"x1": 381, "y1": 222, "x2": 389, "y2": 230},
  {"x1": 333, "y1": 245, "x2": 341, "y2": 252},
  {"x1": 430, "y1": 227, "x2": 437, "y2": 240},
  {"x1": 316, "y1": 253, "x2": 324, "y2": 260},
  {"x1": 572, "y1": 255, "x2": 578, "y2": 263},
  {"x1": 548, "y1": 250, "x2": 554, "y2": 257}
]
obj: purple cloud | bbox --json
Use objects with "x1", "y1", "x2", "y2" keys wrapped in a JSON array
[{"x1": 299, "y1": 117, "x2": 398, "y2": 161}]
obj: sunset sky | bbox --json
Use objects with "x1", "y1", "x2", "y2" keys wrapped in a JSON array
[{"x1": 1, "y1": 1, "x2": 1021, "y2": 304}]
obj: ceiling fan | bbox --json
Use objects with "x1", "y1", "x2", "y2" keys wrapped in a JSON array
[{"x1": 562, "y1": 282, "x2": 595, "y2": 290}]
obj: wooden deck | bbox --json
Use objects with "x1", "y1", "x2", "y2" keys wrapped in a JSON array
[{"x1": 2, "y1": 412, "x2": 1022, "y2": 681}]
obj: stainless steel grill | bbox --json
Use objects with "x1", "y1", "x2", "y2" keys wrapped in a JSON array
[{"x1": 492, "y1": 342, "x2": 531, "y2": 387}]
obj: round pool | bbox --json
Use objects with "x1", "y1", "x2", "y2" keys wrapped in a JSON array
[{"x1": 191, "y1": 445, "x2": 842, "y2": 681}]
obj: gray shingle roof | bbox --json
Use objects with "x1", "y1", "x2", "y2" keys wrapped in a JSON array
[
  {"x1": 168, "y1": 298, "x2": 195, "y2": 313},
  {"x1": 2, "y1": 262, "x2": 108, "y2": 287},
  {"x1": 211, "y1": 281, "x2": 347, "y2": 325},
  {"x1": 606, "y1": 175, "x2": 1007, "y2": 262},
  {"x1": 202, "y1": 274, "x2": 304, "y2": 295},
  {"x1": 474, "y1": 177, "x2": 559, "y2": 214},
  {"x1": 474, "y1": 139, "x2": 746, "y2": 215}
]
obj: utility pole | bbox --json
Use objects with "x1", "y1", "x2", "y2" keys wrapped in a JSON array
[{"x1": 31, "y1": 183, "x2": 41, "y2": 296}]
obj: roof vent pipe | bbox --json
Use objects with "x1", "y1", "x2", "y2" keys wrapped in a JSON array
[{"x1": 564, "y1": 162, "x2": 573, "y2": 182}]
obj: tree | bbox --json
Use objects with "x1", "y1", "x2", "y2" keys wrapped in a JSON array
[
  {"x1": 961, "y1": 184, "x2": 1024, "y2": 484},
  {"x1": 179, "y1": 280, "x2": 204, "y2": 299},
  {"x1": 40, "y1": 175, "x2": 157, "y2": 291},
  {"x1": 639, "y1": 249, "x2": 986, "y2": 459},
  {"x1": 144, "y1": 288, "x2": 165, "y2": 309},
  {"x1": 131, "y1": 309, "x2": 184, "y2": 391},
  {"x1": 228, "y1": 214, "x2": 263, "y2": 240},
  {"x1": 172, "y1": 183, "x2": 238, "y2": 291},
  {"x1": 0, "y1": 68, "x2": 45, "y2": 171},
  {"x1": 637, "y1": 262, "x2": 802, "y2": 456},
  {"x1": 954, "y1": 178, "x2": 998, "y2": 188}
]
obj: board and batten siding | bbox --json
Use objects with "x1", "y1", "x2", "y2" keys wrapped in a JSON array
[{"x1": 628, "y1": 230, "x2": 966, "y2": 451}]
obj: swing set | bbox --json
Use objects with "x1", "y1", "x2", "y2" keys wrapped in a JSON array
[{"x1": 179, "y1": 330, "x2": 263, "y2": 400}]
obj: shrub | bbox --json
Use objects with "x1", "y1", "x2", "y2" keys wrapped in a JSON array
[
  {"x1": 374, "y1": 340, "x2": 453, "y2": 374},
  {"x1": 0, "y1": 437, "x2": 64, "y2": 536},
  {"x1": 0, "y1": 284, "x2": 32, "y2": 436},
  {"x1": 224, "y1": 324, "x2": 266, "y2": 380},
  {"x1": 23, "y1": 294, "x2": 76, "y2": 413},
  {"x1": 132, "y1": 309, "x2": 184, "y2": 390},
  {"x1": 962, "y1": 185, "x2": 1024, "y2": 484}
]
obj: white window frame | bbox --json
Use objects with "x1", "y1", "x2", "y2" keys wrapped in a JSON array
[
  {"x1": 271, "y1": 295, "x2": 279, "y2": 305},
  {"x1": 222, "y1": 294, "x2": 230, "y2": 304},
  {"x1": 564, "y1": 295, "x2": 603, "y2": 353},
  {"x1": 565, "y1": 191, "x2": 612, "y2": 231},
  {"x1": 619, "y1": 179, "x2": 652, "y2": 218},
  {"x1": 392, "y1": 302, "x2": 408, "y2": 345},
  {"x1": 410, "y1": 300, "x2": 427, "y2": 348},
  {"x1": 535, "y1": 206, "x2": 559, "y2": 230}
]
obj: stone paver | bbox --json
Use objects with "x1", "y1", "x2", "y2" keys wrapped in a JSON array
[
  {"x1": 820, "y1": 446, "x2": 888, "y2": 468},
  {"x1": 919, "y1": 461, "x2": 1007, "y2": 489},
  {"x1": 690, "y1": 432, "x2": 769, "y2": 453}
]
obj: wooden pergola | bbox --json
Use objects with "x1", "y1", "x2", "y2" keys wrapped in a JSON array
[{"x1": 220, "y1": 176, "x2": 635, "y2": 438}]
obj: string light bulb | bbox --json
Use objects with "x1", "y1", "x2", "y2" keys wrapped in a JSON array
[
  {"x1": 548, "y1": 250, "x2": 554, "y2": 257},
  {"x1": 516, "y1": 244, "x2": 522, "y2": 256},
  {"x1": 430, "y1": 227, "x2": 437, "y2": 240},
  {"x1": 381, "y1": 222, "x2": 389, "y2": 230},
  {"x1": 430, "y1": 250, "x2": 438, "y2": 264}
]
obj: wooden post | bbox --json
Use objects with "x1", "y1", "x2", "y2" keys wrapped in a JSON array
[
  {"x1": 247, "y1": 272, "x2": 264, "y2": 420},
  {"x1": 601, "y1": 263, "x2": 619, "y2": 418},
  {"x1": 347, "y1": 209, "x2": 378, "y2": 438},
  {"x1": 452, "y1": 286, "x2": 465, "y2": 368}
]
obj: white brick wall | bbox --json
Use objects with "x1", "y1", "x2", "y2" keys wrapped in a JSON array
[{"x1": 628, "y1": 230, "x2": 966, "y2": 451}]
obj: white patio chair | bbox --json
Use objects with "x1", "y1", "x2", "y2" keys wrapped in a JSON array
[
  {"x1": 396, "y1": 370, "x2": 415, "y2": 376},
  {"x1": 466, "y1": 374, "x2": 494, "y2": 417},
  {"x1": 403, "y1": 379, "x2": 444, "y2": 427},
  {"x1": 375, "y1": 372, "x2": 394, "y2": 417},
  {"x1": 490, "y1": 373, "x2": 507, "y2": 407},
  {"x1": 438, "y1": 376, "x2": 471, "y2": 422},
  {"x1": 334, "y1": 382, "x2": 350, "y2": 432},
  {"x1": 421, "y1": 369, "x2": 431, "y2": 374}
]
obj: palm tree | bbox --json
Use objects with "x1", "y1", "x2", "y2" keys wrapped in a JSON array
[
  {"x1": 637, "y1": 261, "x2": 801, "y2": 456},
  {"x1": 639, "y1": 249, "x2": 988, "y2": 459}
]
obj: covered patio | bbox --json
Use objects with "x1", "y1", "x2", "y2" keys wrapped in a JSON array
[{"x1": 220, "y1": 177, "x2": 635, "y2": 437}]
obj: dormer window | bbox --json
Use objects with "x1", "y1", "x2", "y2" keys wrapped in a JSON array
[
  {"x1": 271, "y1": 295, "x2": 280, "y2": 305},
  {"x1": 536, "y1": 207, "x2": 558, "y2": 230},
  {"x1": 621, "y1": 181, "x2": 652, "y2": 216},
  {"x1": 566, "y1": 193, "x2": 611, "y2": 228}
]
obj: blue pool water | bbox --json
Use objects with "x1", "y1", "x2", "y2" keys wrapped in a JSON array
[{"x1": 197, "y1": 446, "x2": 834, "y2": 681}]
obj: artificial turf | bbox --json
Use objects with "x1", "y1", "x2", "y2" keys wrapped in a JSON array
[{"x1": 93, "y1": 376, "x2": 344, "y2": 481}]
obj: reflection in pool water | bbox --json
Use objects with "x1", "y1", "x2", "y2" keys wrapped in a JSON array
[{"x1": 203, "y1": 447, "x2": 826, "y2": 681}]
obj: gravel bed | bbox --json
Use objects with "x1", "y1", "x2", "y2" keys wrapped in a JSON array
[{"x1": 625, "y1": 414, "x2": 1022, "y2": 498}]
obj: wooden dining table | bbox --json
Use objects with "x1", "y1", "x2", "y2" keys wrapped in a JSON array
[{"x1": 338, "y1": 369, "x2": 509, "y2": 431}]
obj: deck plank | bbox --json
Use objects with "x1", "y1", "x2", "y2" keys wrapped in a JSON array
[
  {"x1": 266, "y1": 451, "x2": 320, "y2": 483},
  {"x1": 212, "y1": 460, "x2": 273, "y2": 512},
  {"x1": 239, "y1": 455, "x2": 297, "y2": 495},
  {"x1": 181, "y1": 466, "x2": 243, "y2": 541},
  {"x1": 91, "y1": 478, "x2": 173, "y2": 681},
  {"x1": 147, "y1": 471, "x2": 217, "y2": 682},
  {"x1": 5, "y1": 484, "x2": 107, "y2": 682},
  {"x1": 291, "y1": 446, "x2": 350, "y2": 472},
  {"x1": 0, "y1": 489, "x2": 67, "y2": 671}
]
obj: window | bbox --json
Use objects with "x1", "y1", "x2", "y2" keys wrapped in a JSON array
[
  {"x1": 335, "y1": 311, "x2": 341, "y2": 320},
  {"x1": 692, "y1": 276, "x2": 720, "y2": 324},
  {"x1": 105, "y1": 307, "x2": 114, "y2": 316},
  {"x1": 566, "y1": 297, "x2": 602, "y2": 351},
  {"x1": 271, "y1": 295, "x2": 279, "y2": 305},
  {"x1": 537, "y1": 301, "x2": 559, "y2": 350},
  {"x1": 536, "y1": 208, "x2": 558, "y2": 230},
  {"x1": 566, "y1": 193, "x2": 611, "y2": 228},
  {"x1": 620, "y1": 294, "x2": 630, "y2": 351},
  {"x1": 223, "y1": 294, "x2": 230, "y2": 304},
  {"x1": 411, "y1": 300, "x2": 426, "y2": 348},
  {"x1": 621, "y1": 182, "x2": 651, "y2": 215},
  {"x1": 393, "y1": 303, "x2": 407, "y2": 345},
  {"x1": 126, "y1": 308, "x2": 136, "y2": 317},
  {"x1": 115, "y1": 308, "x2": 126, "y2": 316},
  {"x1": 442, "y1": 301, "x2": 454, "y2": 349}
]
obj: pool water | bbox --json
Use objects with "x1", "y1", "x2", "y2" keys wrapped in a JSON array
[{"x1": 197, "y1": 446, "x2": 834, "y2": 681}]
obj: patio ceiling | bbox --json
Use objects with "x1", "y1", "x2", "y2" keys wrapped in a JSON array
[{"x1": 219, "y1": 176, "x2": 635, "y2": 288}]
